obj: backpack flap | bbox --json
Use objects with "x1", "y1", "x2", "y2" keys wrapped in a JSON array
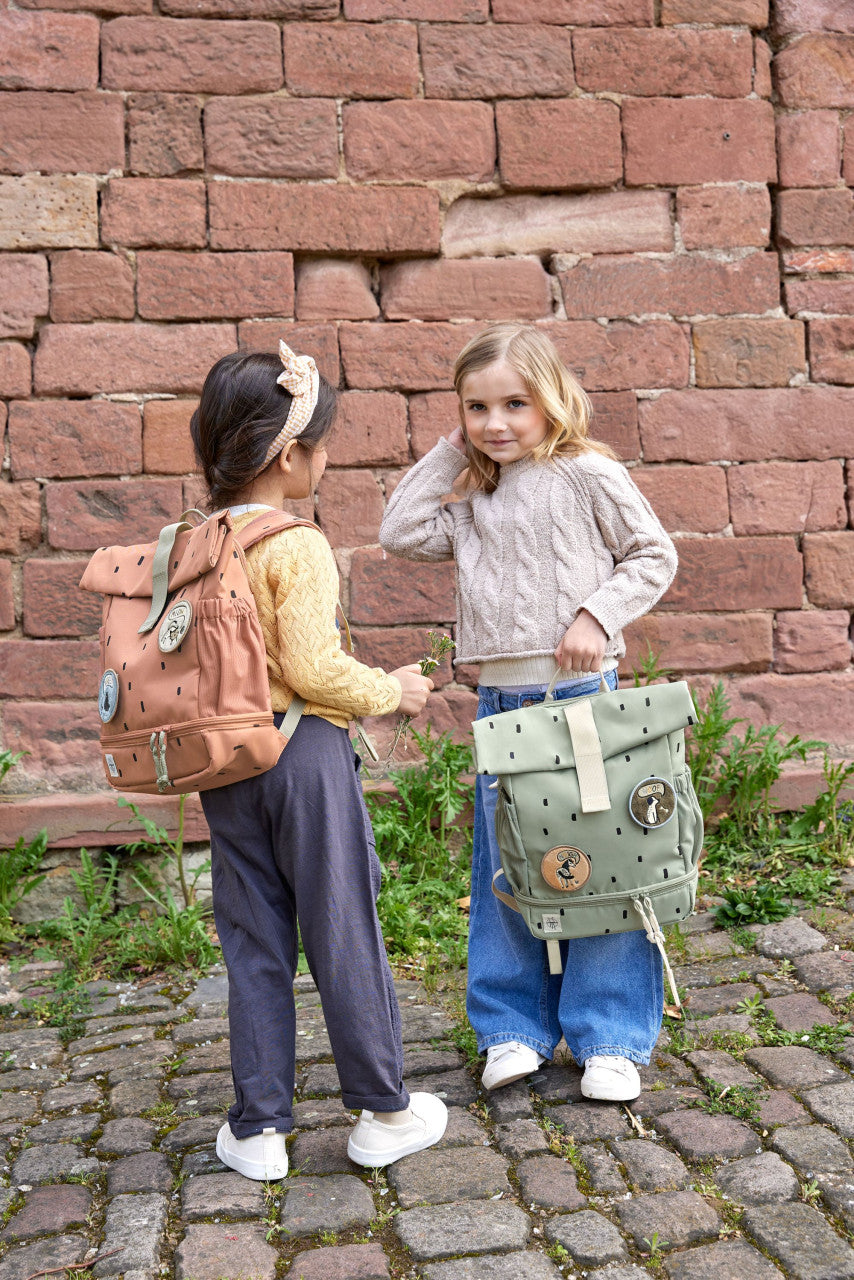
[{"x1": 79, "y1": 514, "x2": 230, "y2": 601}]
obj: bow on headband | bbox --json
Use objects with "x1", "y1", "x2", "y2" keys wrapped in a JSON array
[{"x1": 260, "y1": 340, "x2": 320, "y2": 469}]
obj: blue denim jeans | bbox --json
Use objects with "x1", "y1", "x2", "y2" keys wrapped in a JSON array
[{"x1": 467, "y1": 671, "x2": 664, "y2": 1066}]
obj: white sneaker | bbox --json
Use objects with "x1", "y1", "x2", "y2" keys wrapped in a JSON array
[
  {"x1": 347, "y1": 1092, "x2": 448, "y2": 1167},
  {"x1": 216, "y1": 1122, "x2": 289, "y2": 1181},
  {"x1": 482, "y1": 1041, "x2": 545, "y2": 1091},
  {"x1": 580, "y1": 1055, "x2": 641, "y2": 1102}
]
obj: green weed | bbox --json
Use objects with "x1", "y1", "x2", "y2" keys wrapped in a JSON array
[
  {"x1": 715, "y1": 883, "x2": 793, "y2": 928},
  {"x1": 753, "y1": 1013, "x2": 852, "y2": 1055},
  {"x1": 691, "y1": 1081, "x2": 765, "y2": 1123}
]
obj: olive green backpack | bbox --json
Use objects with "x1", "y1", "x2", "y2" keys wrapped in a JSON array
[{"x1": 472, "y1": 674, "x2": 703, "y2": 1007}]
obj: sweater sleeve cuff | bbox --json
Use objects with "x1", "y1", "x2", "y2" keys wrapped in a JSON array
[{"x1": 429, "y1": 436, "x2": 469, "y2": 484}]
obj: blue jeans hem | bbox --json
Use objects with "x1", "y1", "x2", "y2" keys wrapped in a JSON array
[
  {"x1": 574, "y1": 1044, "x2": 652, "y2": 1066},
  {"x1": 477, "y1": 1032, "x2": 554, "y2": 1059}
]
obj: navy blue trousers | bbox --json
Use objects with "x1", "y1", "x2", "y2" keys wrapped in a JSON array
[{"x1": 201, "y1": 713, "x2": 409, "y2": 1137}]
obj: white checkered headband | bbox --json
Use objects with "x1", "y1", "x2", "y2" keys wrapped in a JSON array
[{"x1": 259, "y1": 340, "x2": 321, "y2": 469}]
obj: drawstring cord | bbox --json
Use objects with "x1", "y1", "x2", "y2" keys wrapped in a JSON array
[{"x1": 632, "y1": 895, "x2": 682, "y2": 1013}]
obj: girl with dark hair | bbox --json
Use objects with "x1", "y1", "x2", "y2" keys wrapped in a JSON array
[{"x1": 190, "y1": 343, "x2": 447, "y2": 1181}]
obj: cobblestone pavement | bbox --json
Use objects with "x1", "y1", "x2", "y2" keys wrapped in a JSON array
[{"x1": 1, "y1": 894, "x2": 853, "y2": 1280}]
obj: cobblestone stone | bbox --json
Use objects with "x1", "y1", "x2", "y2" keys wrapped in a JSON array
[
  {"x1": 530, "y1": 1062, "x2": 584, "y2": 1102},
  {"x1": 764, "y1": 993, "x2": 838, "y2": 1031},
  {"x1": 11, "y1": 1143, "x2": 102, "y2": 1185},
  {"x1": 93, "y1": 1193, "x2": 168, "y2": 1276},
  {"x1": 744, "y1": 1047, "x2": 847, "y2": 1089},
  {"x1": 610, "y1": 1137, "x2": 691, "y2": 1190},
  {"x1": 686, "y1": 1050, "x2": 763, "y2": 1089},
  {"x1": 714, "y1": 1151, "x2": 800, "y2": 1204},
  {"x1": 771, "y1": 1123, "x2": 854, "y2": 1176},
  {"x1": 160, "y1": 1115, "x2": 224, "y2": 1152},
  {"x1": 494, "y1": 1119, "x2": 550, "y2": 1161},
  {"x1": 655, "y1": 1110, "x2": 761, "y2": 1161},
  {"x1": 753, "y1": 918, "x2": 827, "y2": 957},
  {"x1": 793, "y1": 950, "x2": 854, "y2": 998},
  {"x1": 802, "y1": 1079, "x2": 854, "y2": 1137},
  {"x1": 95, "y1": 1117, "x2": 157, "y2": 1155},
  {"x1": 663, "y1": 1238, "x2": 786, "y2": 1279},
  {"x1": 23, "y1": 1113, "x2": 100, "y2": 1144},
  {"x1": 578, "y1": 1141, "x2": 627, "y2": 1194},
  {"x1": 42, "y1": 1081, "x2": 101, "y2": 1110},
  {"x1": 0, "y1": 1234, "x2": 88, "y2": 1280},
  {"x1": 422, "y1": 1255, "x2": 561, "y2": 1279},
  {"x1": 548, "y1": 1102, "x2": 629, "y2": 1142},
  {"x1": 288, "y1": 1126, "x2": 354, "y2": 1175},
  {"x1": 288, "y1": 1243, "x2": 391, "y2": 1279},
  {"x1": 280, "y1": 1174, "x2": 375, "y2": 1237},
  {"x1": 743, "y1": 1201, "x2": 854, "y2": 1279},
  {"x1": 516, "y1": 1154, "x2": 586, "y2": 1209},
  {"x1": 181, "y1": 1171, "x2": 265, "y2": 1219},
  {"x1": 1, "y1": 1184, "x2": 91, "y2": 1241},
  {"x1": 395, "y1": 1201, "x2": 530, "y2": 1260},
  {"x1": 616, "y1": 1189, "x2": 721, "y2": 1250},
  {"x1": 485, "y1": 1079, "x2": 536, "y2": 1121},
  {"x1": 387, "y1": 1146, "x2": 510, "y2": 1207},
  {"x1": 545, "y1": 1208, "x2": 629, "y2": 1266},
  {"x1": 106, "y1": 1151, "x2": 172, "y2": 1194},
  {"x1": 174, "y1": 1224, "x2": 276, "y2": 1280}
]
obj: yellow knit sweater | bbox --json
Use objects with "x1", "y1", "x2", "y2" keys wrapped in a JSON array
[{"x1": 233, "y1": 511, "x2": 401, "y2": 730}]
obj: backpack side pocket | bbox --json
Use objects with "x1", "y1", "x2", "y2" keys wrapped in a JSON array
[
  {"x1": 494, "y1": 782, "x2": 532, "y2": 899},
  {"x1": 674, "y1": 769, "x2": 704, "y2": 875}
]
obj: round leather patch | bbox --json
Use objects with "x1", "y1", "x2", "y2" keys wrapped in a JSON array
[
  {"x1": 98, "y1": 668, "x2": 120, "y2": 723},
  {"x1": 541, "y1": 846, "x2": 591, "y2": 892},
  {"x1": 158, "y1": 601, "x2": 193, "y2": 653},
  {"x1": 629, "y1": 777, "x2": 676, "y2": 829}
]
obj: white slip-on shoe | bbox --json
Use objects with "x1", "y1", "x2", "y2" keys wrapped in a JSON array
[
  {"x1": 481, "y1": 1041, "x2": 545, "y2": 1091},
  {"x1": 347, "y1": 1092, "x2": 448, "y2": 1167},
  {"x1": 216, "y1": 1122, "x2": 289, "y2": 1181},
  {"x1": 580, "y1": 1055, "x2": 641, "y2": 1102}
]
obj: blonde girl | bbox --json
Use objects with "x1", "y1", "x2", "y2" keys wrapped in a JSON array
[{"x1": 380, "y1": 325, "x2": 677, "y2": 1101}]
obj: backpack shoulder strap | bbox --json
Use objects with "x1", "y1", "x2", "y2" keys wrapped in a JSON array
[{"x1": 235, "y1": 512, "x2": 321, "y2": 552}]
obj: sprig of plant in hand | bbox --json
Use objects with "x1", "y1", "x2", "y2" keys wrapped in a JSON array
[{"x1": 388, "y1": 632, "x2": 456, "y2": 759}]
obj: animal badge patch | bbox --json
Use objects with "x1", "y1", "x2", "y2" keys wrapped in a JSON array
[
  {"x1": 541, "y1": 845, "x2": 591, "y2": 892},
  {"x1": 158, "y1": 601, "x2": 193, "y2": 653},
  {"x1": 98, "y1": 668, "x2": 120, "y2": 723},
  {"x1": 629, "y1": 777, "x2": 676, "y2": 829}
]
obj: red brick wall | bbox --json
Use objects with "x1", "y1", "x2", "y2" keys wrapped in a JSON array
[{"x1": 1, "y1": 0, "x2": 853, "y2": 828}]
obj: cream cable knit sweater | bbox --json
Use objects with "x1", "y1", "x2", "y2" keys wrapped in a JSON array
[{"x1": 380, "y1": 439, "x2": 678, "y2": 685}]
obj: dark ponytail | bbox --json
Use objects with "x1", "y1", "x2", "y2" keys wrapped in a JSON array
[{"x1": 190, "y1": 350, "x2": 338, "y2": 511}]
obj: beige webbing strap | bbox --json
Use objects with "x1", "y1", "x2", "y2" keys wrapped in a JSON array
[
  {"x1": 563, "y1": 700, "x2": 611, "y2": 812},
  {"x1": 279, "y1": 695, "x2": 305, "y2": 741},
  {"x1": 546, "y1": 940, "x2": 563, "y2": 975},
  {"x1": 491, "y1": 868, "x2": 519, "y2": 913},
  {"x1": 139, "y1": 521, "x2": 192, "y2": 634}
]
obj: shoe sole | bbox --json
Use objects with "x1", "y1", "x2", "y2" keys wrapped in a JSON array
[
  {"x1": 580, "y1": 1083, "x2": 640, "y2": 1102},
  {"x1": 216, "y1": 1131, "x2": 288, "y2": 1181}
]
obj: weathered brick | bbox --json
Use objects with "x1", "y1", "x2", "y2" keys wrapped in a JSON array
[
  {"x1": 34, "y1": 323, "x2": 236, "y2": 395},
  {"x1": 6, "y1": 704, "x2": 101, "y2": 786},
  {"x1": 204, "y1": 97, "x2": 338, "y2": 179},
  {"x1": 16, "y1": 0, "x2": 151, "y2": 12},
  {"x1": 639, "y1": 387, "x2": 854, "y2": 462},
  {"x1": 162, "y1": 0, "x2": 338, "y2": 13},
  {"x1": 559, "y1": 254, "x2": 779, "y2": 319},
  {"x1": 789, "y1": 276, "x2": 854, "y2": 315},
  {"x1": 0, "y1": 11, "x2": 99, "y2": 89},
  {"x1": 754, "y1": 33, "x2": 773, "y2": 97},
  {"x1": 128, "y1": 94, "x2": 203, "y2": 176},
  {"x1": 715, "y1": 672, "x2": 854, "y2": 748},
  {"x1": 662, "y1": 0, "x2": 768, "y2": 21},
  {"x1": 660, "y1": 537, "x2": 803, "y2": 612},
  {"x1": 548, "y1": 321, "x2": 689, "y2": 393},
  {"x1": 0, "y1": 176, "x2": 97, "y2": 250},
  {"x1": 0, "y1": 91, "x2": 124, "y2": 175},
  {"x1": 101, "y1": 179, "x2": 207, "y2": 249},
  {"x1": 783, "y1": 247, "x2": 854, "y2": 273},
  {"x1": 9, "y1": 401, "x2": 142, "y2": 479},
  {"x1": 677, "y1": 185, "x2": 771, "y2": 250},
  {"x1": 574, "y1": 28, "x2": 753, "y2": 96},
  {"x1": 380, "y1": 259, "x2": 551, "y2": 321},
  {"x1": 421, "y1": 24, "x2": 574, "y2": 98},
  {"x1": 143, "y1": 400, "x2": 199, "y2": 474},
  {"x1": 845, "y1": 118, "x2": 854, "y2": 184},
  {"x1": 624, "y1": 99, "x2": 776, "y2": 186},
  {"x1": 350, "y1": 628, "x2": 454, "y2": 688},
  {"x1": 809, "y1": 316, "x2": 854, "y2": 383},
  {"x1": 340, "y1": 322, "x2": 478, "y2": 392},
  {"x1": 138, "y1": 252, "x2": 294, "y2": 321},
  {"x1": 344, "y1": 101, "x2": 495, "y2": 182},
  {"x1": 345, "y1": 0, "x2": 487, "y2": 15},
  {"x1": 588, "y1": 392, "x2": 641, "y2": 462},
  {"x1": 492, "y1": 0, "x2": 653, "y2": 21},
  {"x1": 444, "y1": 192, "x2": 673, "y2": 258},
  {"x1": 622, "y1": 612, "x2": 773, "y2": 675},
  {"x1": 496, "y1": 99, "x2": 621, "y2": 189},
  {"x1": 50, "y1": 252, "x2": 135, "y2": 323},
  {"x1": 23, "y1": 560, "x2": 101, "y2": 637},
  {"x1": 775, "y1": 34, "x2": 854, "y2": 108},
  {"x1": 728, "y1": 460, "x2": 846, "y2": 534},
  {"x1": 350, "y1": 548, "x2": 456, "y2": 625},
  {"x1": 46, "y1": 479, "x2": 184, "y2": 550},
  {"x1": 210, "y1": 184, "x2": 440, "y2": 254},
  {"x1": 296, "y1": 261, "x2": 378, "y2": 322},
  {"x1": 804, "y1": 531, "x2": 854, "y2": 607},
  {"x1": 693, "y1": 319, "x2": 806, "y2": 388},
  {"x1": 0, "y1": 479, "x2": 42, "y2": 553},
  {"x1": 327, "y1": 392, "x2": 408, "y2": 467},
  {"x1": 238, "y1": 322, "x2": 339, "y2": 385},
  {"x1": 0, "y1": 254, "x2": 48, "y2": 340},
  {"x1": 633, "y1": 466, "x2": 729, "y2": 534},
  {"x1": 778, "y1": 188, "x2": 854, "y2": 246},
  {"x1": 101, "y1": 17, "x2": 283, "y2": 93},
  {"x1": 0, "y1": 640, "x2": 99, "y2": 699},
  {"x1": 0, "y1": 561, "x2": 13, "y2": 632},
  {"x1": 776, "y1": 110, "x2": 841, "y2": 187},
  {"x1": 774, "y1": 0, "x2": 854, "y2": 35},
  {"x1": 0, "y1": 342, "x2": 32, "y2": 397},
  {"x1": 409, "y1": 392, "x2": 462, "y2": 460},
  {"x1": 284, "y1": 22, "x2": 418, "y2": 97},
  {"x1": 316, "y1": 470, "x2": 384, "y2": 549},
  {"x1": 774, "y1": 609, "x2": 852, "y2": 674}
]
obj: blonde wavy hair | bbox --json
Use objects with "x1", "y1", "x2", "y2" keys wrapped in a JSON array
[{"x1": 453, "y1": 324, "x2": 615, "y2": 494}]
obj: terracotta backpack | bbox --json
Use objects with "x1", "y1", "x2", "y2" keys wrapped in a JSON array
[{"x1": 79, "y1": 509, "x2": 316, "y2": 795}]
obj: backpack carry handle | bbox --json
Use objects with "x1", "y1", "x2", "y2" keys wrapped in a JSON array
[
  {"x1": 138, "y1": 519, "x2": 194, "y2": 634},
  {"x1": 544, "y1": 666, "x2": 609, "y2": 701}
]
